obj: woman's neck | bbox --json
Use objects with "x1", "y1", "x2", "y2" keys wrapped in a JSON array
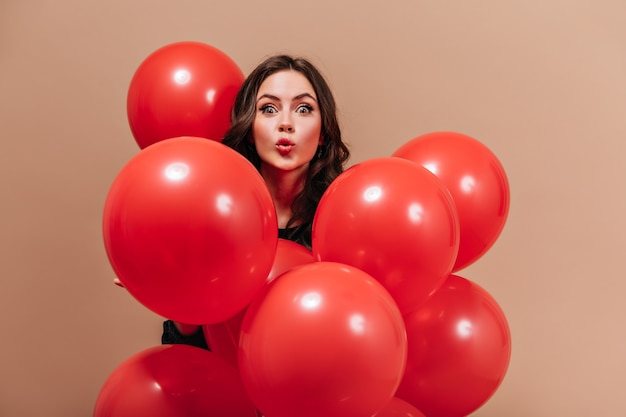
[{"x1": 261, "y1": 165, "x2": 306, "y2": 228}]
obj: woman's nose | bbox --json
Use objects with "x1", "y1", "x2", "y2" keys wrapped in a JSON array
[{"x1": 278, "y1": 121, "x2": 294, "y2": 133}]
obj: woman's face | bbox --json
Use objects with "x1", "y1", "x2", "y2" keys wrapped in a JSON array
[{"x1": 252, "y1": 70, "x2": 322, "y2": 176}]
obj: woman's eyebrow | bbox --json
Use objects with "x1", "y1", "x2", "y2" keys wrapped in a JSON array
[
  {"x1": 293, "y1": 92, "x2": 317, "y2": 102},
  {"x1": 256, "y1": 93, "x2": 280, "y2": 103},
  {"x1": 256, "y1": 92, "x2": 317, "y2": 103}
]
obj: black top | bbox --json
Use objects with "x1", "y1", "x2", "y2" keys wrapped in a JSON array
[
  {"x1": 161, "y1": 319, "x2": 209, "y2": 349},
  {"x1": 161, "y1": 224, "x2": 312, "y2": 350},
  {"x1": 278, "y1": 223, "x2": 311, "y2": 250}
]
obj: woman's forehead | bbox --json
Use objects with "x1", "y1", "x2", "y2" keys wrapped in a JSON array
[{"x1": 257, "y1": 70, "x2": 316, "y2": 99}]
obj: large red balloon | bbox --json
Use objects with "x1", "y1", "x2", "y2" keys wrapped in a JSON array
[
  {"x1": 102, "y1": 137, "x2": 277, "y2": 324},
  {"x1": 238, "y1": 262, "x2": 407, "y2": 417},
  {"x1": 392, "y1": 131, "x2": 510, "y2": 272},
  {"x1": 202, "y1": 239, "x2": 315, "y2": 366},
  {"x1": 372, "y1": 397, "x2": 426, "y2": 417},
  {"x1": 93, "y1": 345, "x2": 258, "y2": 417},
  {"x1": 127, "y1": 41, "x2": 244, "y2": 149},
  {"x1": 312, "y1": 157, "x2": 459, "y2": 314},
  {"x1": 396, "y1": 274, "x2": 511, "y2": 417}
]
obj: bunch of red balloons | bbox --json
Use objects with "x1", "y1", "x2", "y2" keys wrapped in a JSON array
[
  {"x1": 312, "y1": 131, "x2": 512, "y2": 416},
  {"x1": 97, "y1": 41, "x2": 512, "y2": 417}
]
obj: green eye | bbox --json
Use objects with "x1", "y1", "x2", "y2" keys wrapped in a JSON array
[
  {"x1": 297, "y1": 105, "x2": 313, "y2": 114},
  {"x1": 260, "y1": 104, "x2": 277, "y2": 114}
]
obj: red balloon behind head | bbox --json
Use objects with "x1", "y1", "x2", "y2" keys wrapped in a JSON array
[
  {"x1": 93, "y1": 345, "x2": 258, "y2": 417},
  {"x1": 393, "y1": 131, "x2": 510, "y2": 271},
  {"x1": 127, "y1": 41, "x2": 244, "y2": 149},
  {"x1": 103, "y1": 137, "x2": 277, "y2": 324},
  {"x1": 396, "y1": 274, "x2": 511, "y2": 417}
]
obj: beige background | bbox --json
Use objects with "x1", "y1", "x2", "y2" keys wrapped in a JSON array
[{"x1": 1, "y1": 1, "x2": 625, "y2": 416}]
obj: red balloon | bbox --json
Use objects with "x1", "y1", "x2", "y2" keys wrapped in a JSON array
[
  {"x1": 202, "y1": 313, "x2": 242, "y2": 367},
  {"x1": 267, "y1": 238, "x2": 315, "y2": 283},
  {"x1": 396, "y1": 275, "x2": 511, "y2": 417},
  {"x1": 238, "y1": 262, "x2": 407, "y2": 417},
  {"x1": 203, "y1": 239, "x2": 314, "y2": 366},
  {"x1": 127, "y1": 41, "x2": 244, "y2": 149},
  {"x1": 93, "y1": 345, "x2": 258, "y2": 417},
  {"x1": 312, "y1": 157, "x2": 459, "y2": 314},
  {"x1": 372, "y1": 397, "x2": 426, "y2": 417},
  {"x1": 102, "y1": 137, "x2": 277, "y2": 324},
  {"x1": 392, "y1": 131, "x2": 510, "y2": 271}
]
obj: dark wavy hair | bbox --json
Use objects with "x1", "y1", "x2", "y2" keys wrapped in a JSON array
[{"x1": 222, "y1": 55, "x2": 350, "y2": 247}]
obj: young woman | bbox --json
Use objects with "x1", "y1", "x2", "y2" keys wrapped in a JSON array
[
  {"x1": 161, "y1": 54, "x2": 350, "y2": 347},
  {"x1": 222, "y1": 54, "x2": 350, "y2": 248}
]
